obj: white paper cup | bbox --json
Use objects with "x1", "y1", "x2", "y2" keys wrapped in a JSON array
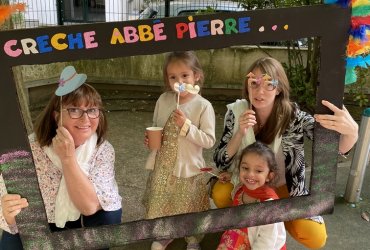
[{"x1": 146, "y1": 127, "x2": 163, "y2": 150}]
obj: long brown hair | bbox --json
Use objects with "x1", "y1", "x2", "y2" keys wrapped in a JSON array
[
  {"x1": 243, "y1": 57, "x2": 295, "y2": 144},
  {"x1": 34, "y1": 83, "x2": 107, "y2": 147},
  {"x1": 162, "y1": 51, "x2": 204, "y2": 91}
]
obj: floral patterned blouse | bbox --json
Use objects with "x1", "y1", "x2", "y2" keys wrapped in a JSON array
[{"x1": 0, "y1": 138, "x2": 122, "y2": 234}]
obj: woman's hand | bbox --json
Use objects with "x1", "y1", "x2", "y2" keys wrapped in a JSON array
[
  {"x1": 237, "y1": 109, "x2": 257, "y2": 136},
  {"x1": 52, "y1": 127, "x2": 76, "y2": 158},
  {"x1": 314, "y1": 100, "x2": 358, "y2": 136},
  {"x1": 226, "y1": 109, "x2": 257, "y2": 159},
  {"x1": 1, "y1": 194, "x2": 28, "y2": 226},
  {"x1": 218, "y1": 172, "x2": 232, "y2": 183},
  {"x1": 173, "y1": 109, "x2": 187, "y2": 128},
  {"x1": 314, "y1": 100, "x2": 359, "y2": 154}
]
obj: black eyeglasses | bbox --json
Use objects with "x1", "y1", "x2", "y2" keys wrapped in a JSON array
[{"x1": 63, "y1": 108, "x2": 101, "y2": 119}]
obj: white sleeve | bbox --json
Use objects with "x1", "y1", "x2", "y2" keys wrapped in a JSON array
[
  {"x1": 249, "y1": 222, "x2": 286, "y2": 250},
  {"x1": 152, "y1": 98, "x2": 160, "y2": 127},
  {"x1": 185, "y1": 101, "x2": 216, "y2": 149}
]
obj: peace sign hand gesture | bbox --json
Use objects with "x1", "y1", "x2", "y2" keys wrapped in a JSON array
[
  {"x1": 314, "y1": 100, "x2": 358, "y2": 154},
  {"x1": 314, "y1": 100, "x2": 358, "y2": 136}
]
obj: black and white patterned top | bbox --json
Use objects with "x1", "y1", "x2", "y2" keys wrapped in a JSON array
[
  {"x1": 213, "y1": 101, "x2": 325, "y2": 224},
  {"x1": 213, "y1": 103, "x2": 313, "y2": 198}
]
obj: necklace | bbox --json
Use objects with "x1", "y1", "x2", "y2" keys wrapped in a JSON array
[
  {"x1": 253, "y1": 122, "x2": 264, "y2": 133},
  {"x1": 253, "y1": 124, "x2": 263, "y2": 134}
]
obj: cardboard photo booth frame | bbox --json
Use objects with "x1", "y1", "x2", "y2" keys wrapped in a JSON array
[{"x1": 0, "y1": 5, "x2": 350, "y2": 249}]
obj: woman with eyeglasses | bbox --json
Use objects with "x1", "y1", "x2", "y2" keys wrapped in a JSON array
[
  {"x1": 0, "y1": 69, "x2": 122, "y2": 249},
  {"x1": 212, "y1": 57, "x2": 358, "y2": 249}
]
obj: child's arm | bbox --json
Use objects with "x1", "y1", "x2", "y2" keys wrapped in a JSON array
[
  {"x1": 152, "y1": 97, "x2": 160, "y2": 127},
  {"x1": 1, "y1": 194, "x2": 28, "y2": 225},
  {"x1": 177, "y1": 102, "x2": 216, "y2": 149},
  {"x1": 218, "y1": 171, "x2": 232, "y2": 183},
  {"x1": 0, "y1": 175, "x2": 28, "y2": 234},
  {"x1": 248, "y1": 222, "x2": 286, "y2": 250},
  {"x1": 144, "y1": 99, "x2": 161, "y2": 148}
]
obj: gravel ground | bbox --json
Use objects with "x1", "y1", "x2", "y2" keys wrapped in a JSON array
[{"x1": 102, "y1": 90, "x2": 229, "y2": 223}]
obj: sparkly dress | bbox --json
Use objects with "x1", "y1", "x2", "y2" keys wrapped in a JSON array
[{"x1": 144, "y1": 113, "x2": 210, "y2": 219}]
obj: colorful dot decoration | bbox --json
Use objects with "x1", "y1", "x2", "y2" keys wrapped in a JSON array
[{"x1": 258, "y1": 24, "x2": 289, "y2": 32}]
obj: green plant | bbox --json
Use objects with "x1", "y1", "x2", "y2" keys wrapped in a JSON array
[
  {"x1": 11, "y1": 12, "x2": 24, "y2": 24},
  {"x1": 282, "y1": 58, "x2": 316, "y2": 113},
  {"x1": 347, "y1": 67, "x2": 370, "y2": 107},
  {"x1": 195, "y1": 6, "x2": 217, "y2": 15},
  {"x1": 240, "y1": 0, "x2": 272, "y2": 10}
]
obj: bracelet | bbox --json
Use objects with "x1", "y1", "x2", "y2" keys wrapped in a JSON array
[{"x1": 179, "y1": 119, "x2": 191, "y2": 136}]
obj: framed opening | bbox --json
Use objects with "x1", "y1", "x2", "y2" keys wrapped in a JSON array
[{"x1": 0, "y1": 5, "x2": 350, "y2": 249}]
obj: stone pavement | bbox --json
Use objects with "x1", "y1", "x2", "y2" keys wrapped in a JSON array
[
  {"x1": 112, "y1": 156, "x2": 370, "y2": 250},
  {"x1": 98, "y1": 89, "x2": 370, "y2": 250},
  {"x1": 3, "y1": 88, "x2": 368, "y2": 250},
  {"x1": 107, "y1": 106, "x2": 370, "y2": 250}
]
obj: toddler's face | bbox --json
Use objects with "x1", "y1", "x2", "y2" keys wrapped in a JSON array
[
  {"x1": 167, "y1": 61, "x2": 199, "y2": 97},
  {"x1": 239, "y1": 152, "x2": 272, "y2": 190}
]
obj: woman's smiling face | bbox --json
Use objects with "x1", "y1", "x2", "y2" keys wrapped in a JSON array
[{"x1": 59, "y1": 103, "x2": 100, "y2": 147}]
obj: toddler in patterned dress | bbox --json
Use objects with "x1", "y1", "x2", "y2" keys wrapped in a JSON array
[{"x1": 143, "y1": 51, "x2": 216, "y2": 250}]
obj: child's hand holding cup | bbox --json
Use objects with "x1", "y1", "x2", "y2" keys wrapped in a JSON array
[{"x1": 146, "y1": 127, "x2": 163, "y2": 150}]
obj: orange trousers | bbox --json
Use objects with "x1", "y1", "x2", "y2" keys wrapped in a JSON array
[
  {"x1": 212, "y1": 182, "x2": 327, "y2": 249},
  {"x1": 275, "y1": 185, "x2": 327, "y2": 249}
]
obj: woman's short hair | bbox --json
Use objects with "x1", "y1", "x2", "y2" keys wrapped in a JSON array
[{"x1": 34, "y1": 83, "x2": 107, "y2": 147}]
